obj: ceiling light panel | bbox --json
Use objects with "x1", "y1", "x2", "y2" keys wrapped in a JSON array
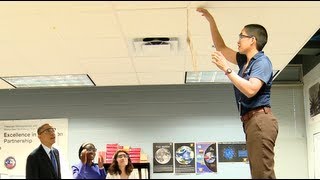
[{"x1": 1, "y1": 74, "x2": 95, "y2": 88}]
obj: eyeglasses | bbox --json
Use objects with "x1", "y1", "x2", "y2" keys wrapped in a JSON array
[
  {"x1": 39, "y1": 128, "x2": 56, "y2": 135},
  {"x1": 239, "y1": 34, "x2": 254, "y2": 39},
  {"x1": 85, "y1": 148, "x2": 97, "y2": 152},
  {"x1": 117, "y1": 154, "x2": 128, "y2": 159}
]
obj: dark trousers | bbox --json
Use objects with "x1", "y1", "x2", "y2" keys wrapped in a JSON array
[{"x1": 242, "y1": 111, "x2": 279, "y2": 179}]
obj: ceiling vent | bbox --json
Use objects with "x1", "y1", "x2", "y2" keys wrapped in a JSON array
[{"x1": 133, "y1": 37, "x2": 178, "y2": 56}]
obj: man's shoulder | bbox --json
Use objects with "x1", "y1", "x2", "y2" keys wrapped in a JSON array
[
  {"x1": 254, "y1": 54, "x2": 272, "y2": 67},
  {"x1": 28, "y1": 145, "x2": 43, "y2": 155}
]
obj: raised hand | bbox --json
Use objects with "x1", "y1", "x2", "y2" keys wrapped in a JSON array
[
  {"x1": 80, "y1": 149, "x2": 87, "y2": 164},
  {"x1": 98, "y1": 154, "x2": 104, "y2": 168},
  {"x1": 196, "y1": 7, "x2": 214, "y2": 22},
  {"x1": 211, "y1": 51, "x2": 230, "y2": 72}
]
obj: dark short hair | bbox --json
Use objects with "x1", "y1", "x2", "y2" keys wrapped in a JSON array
[
  {"x1": 37, "y1": 123, "x2": 49, "y2": 135},
  {"x1": 78, "y1": 142, "x2": 95, "y2": 159},
  {"x1": 244, "y1": 24, "x2": 268, "y2": 51}
]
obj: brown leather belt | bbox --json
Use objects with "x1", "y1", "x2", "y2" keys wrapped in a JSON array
[{"x1": 241, "y1": 107, "x2": 272, "y2": 122}]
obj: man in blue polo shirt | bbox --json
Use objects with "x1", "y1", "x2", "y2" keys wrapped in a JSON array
[{"x1": 197, "y1": 8, "x2": 279, "y2": 179}]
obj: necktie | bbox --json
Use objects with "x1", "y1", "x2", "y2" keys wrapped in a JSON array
[{"x1": 50, "y1": 150, "x2": 58, "y2": 176}]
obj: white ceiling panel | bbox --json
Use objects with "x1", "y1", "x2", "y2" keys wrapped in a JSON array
[
  {"x1": 117, "y1": 9, "x2": 187, "y2": 37},
  {"x1": 47, "y1": 8, "x2": 121, "y2": 39},
  {"x1": 185, "y1": 55, "x2": 239, "y2": 72},
  {"x1": 190, "y1": 36, "x2": 217, "y2": 55},
  {"x1": 15, "y1": 41, "x2": 64, "y2": 61},
  {"x1": 80, "y1": 58, "x2": 135, "y2": 73},
  {"x1": 193, "y1": 1, "x2": 320, "y2": 8},
  {"x1": 0, "y1": 1, "x2": 113, "y2": 9},
  {"x1": 133, "y1": 56, "x2": 185, "y2": 73},
  {"x1": 111, "y1": 1, "x2": 189, "y2": 10},
  {"x1": 0, "y1": 41, "x2": 22, "y2": 61},
  {"x1": 0, "y1": 79, "x2": 14, "y2": 89},
  {"x1": 0, "y1": 59, "x2": 35, "y2": 77},
  {"x1": 185, "y1": 55, "x2": 218, "y2": 72},
  {"x1": 268, "y1": 54, "x2": 298, "y2": 72},
  {"x1": 0, "y1": 14, "x2": 55, "y2": 42},
  {"x1": 138, "y1": 72, "x2": 185, "y2": 85},
  {"x1": 62, "y1": 37, "x2": 129, "y2": 59},
  {"x1": 0, "y1": 58, "x2": 83, "y2": 77},
  {"x1": 0, "y1": 1, "x2": 318, "y2": 89},
  {"x1": 90, "y1": 73, "x2": 139, "y2": 86}
]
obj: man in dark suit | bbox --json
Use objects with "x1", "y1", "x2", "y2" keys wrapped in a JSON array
[{"x1": 26, "y1": 123, "x2": 61, "y2": 179}]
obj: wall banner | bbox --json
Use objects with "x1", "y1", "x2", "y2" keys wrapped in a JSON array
[{"x1": 0, "y1": 118, "x2": 68, "y2": 178}]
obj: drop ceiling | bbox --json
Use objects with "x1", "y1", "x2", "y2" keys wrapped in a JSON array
[{"x1": 0, "y1": 1, "x2": 319, "y2": 89}]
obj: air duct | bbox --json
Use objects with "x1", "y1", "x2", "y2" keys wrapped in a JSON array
[{"x1": 133, "y1": 37, "x2": 178, "y2": 56}]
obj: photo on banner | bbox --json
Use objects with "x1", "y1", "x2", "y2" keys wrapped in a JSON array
[{"x1": 0, "y1": 118, "x2": 69, "y2": 178}]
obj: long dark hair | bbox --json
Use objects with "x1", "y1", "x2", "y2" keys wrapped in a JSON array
[{"x1": 107, "y1": 150, "x2": 134, "y2": 176}]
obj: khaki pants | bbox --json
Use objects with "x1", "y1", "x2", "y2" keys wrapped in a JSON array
[{"x1": 242, "y1": 112, "x2": 278, "y2": 179}]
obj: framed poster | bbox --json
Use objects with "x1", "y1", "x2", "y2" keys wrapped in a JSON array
[
  {"x1": 153, "y1": 142, "x2": 174, "y2": 173},
  {"x1": 174, "y1": 142, "x2": 195, "y2": 173},
  {"x1": 309, "y1": 82, "x2": 320, "y2": 119},
  {"x1": 196, "y1": 142, "x2": 217, "y2": 173},
  {"x1": 218, "y1": 141, "x2": 248, "y2": 163}
]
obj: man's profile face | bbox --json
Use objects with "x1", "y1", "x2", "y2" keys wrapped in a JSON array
[
  {"x1": 38, "y1": 124, "x2": 56, "y2": 147},
  {"x1": 237, "y1": 29, "x2": 255, "y2": 54}
]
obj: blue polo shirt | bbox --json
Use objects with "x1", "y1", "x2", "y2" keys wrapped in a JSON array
[{"x1": 234, "y1": 51, "x2": 273, "y2": 116}]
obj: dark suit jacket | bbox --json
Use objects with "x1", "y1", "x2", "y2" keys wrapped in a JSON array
[{"x1": 26, "y1": 145, "x2": 61, "y2": 179}]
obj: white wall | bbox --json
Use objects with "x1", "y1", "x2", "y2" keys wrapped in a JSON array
[
  {"x1": 272, "y1": 85, "x2": 308, "y2": 179},
  {"x1": 0, "y1": 84, "x2": 308, "y2": 178},
  {"x1": 303, "y1": 56, "x2": 320, "y2": 178}
]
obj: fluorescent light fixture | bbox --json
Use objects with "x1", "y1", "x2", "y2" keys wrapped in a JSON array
[
  {"x1": 185, "y1": 71, "x2": 237, "y2": 84},
  {"x1": 185, "y1": 70, "x2": 279, "y2": 84},
  {"x1": 1, "y1": 74, "x2": 95, "y2": 88}
]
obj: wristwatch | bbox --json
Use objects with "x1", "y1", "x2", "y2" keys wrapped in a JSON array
[{"x1": 225, "y1": 68, "x2": 232, "y2": 75}]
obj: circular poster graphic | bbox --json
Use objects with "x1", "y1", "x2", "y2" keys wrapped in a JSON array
[
  {"x1": 155, "y1": 148, "x2": 171, "y2": 164},
  {"x1": 5, "y1": 156, "x2": 16, "y2": 169},
  {"x1": 175, "y1": 145, "x2": 194, "y2": 165}
]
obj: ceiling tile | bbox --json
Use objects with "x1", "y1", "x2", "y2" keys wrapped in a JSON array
[
  {"x1": 0, "y1": 1, "x2": 318, "y2": 89},
  {"x1": 268, "y1": 54, "x2": 297, "y2": 71},
  {"x1": 62, "y1": 37, "x2": 129, "y2": 59},
  {"x1": 90, "y1": 73, "x2": 139, "y2": 86},
  {"x1": 138, "y1": 72, "x2": 185, "y2": 85},
  {"x1": 185, "y1": 55, "x2": 238, "y2": 72},
  {"x1": 111, "y1": 1, "x2": 189, "y2": 10},
  {"x1": 0, "y1": 79, "x2": 14, "y2": 89},
  {"x1": 117, "y1": 8, "x2": 187, "y2": 37},
  {"x1": 133, "y1": 56, "x2": 185, "y2": 73},
  {"x1": 48, "y1": 8, "x2": 121, "y2": 39},
  {"x1": 191, "y1": 1, "x2": 320, "y2": 8},
  {"x1": 80, "y1": 58, "x2": 135, "y2": 73}
]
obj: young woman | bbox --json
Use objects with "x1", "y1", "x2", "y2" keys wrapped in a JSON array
[
  {"x1": 106, "y1": 150, "x2": 139, "y2": 179},
  {"x1": 72, "y1": 142, "x2": 106, "y2": 179}
]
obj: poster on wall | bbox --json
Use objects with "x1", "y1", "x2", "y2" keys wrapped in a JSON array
[
  {"x1": 174, "y1": 142, "x2": 195, "y2": 173},
  {"x1": 309, "y1": 82, "x2": 320, "y2": 119},
  {"x1": 153, "y1": 142, "x2": 174, "y2": 173},
  {"x1": 218, "y1": 142, "x2": 248, "y2": 163},
  {"x1": 196, "y1": 142, "x2": 217, "y2": 174},
  {"x1": 0, "y1": 118, "x2": 69, "y2": 178}
]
